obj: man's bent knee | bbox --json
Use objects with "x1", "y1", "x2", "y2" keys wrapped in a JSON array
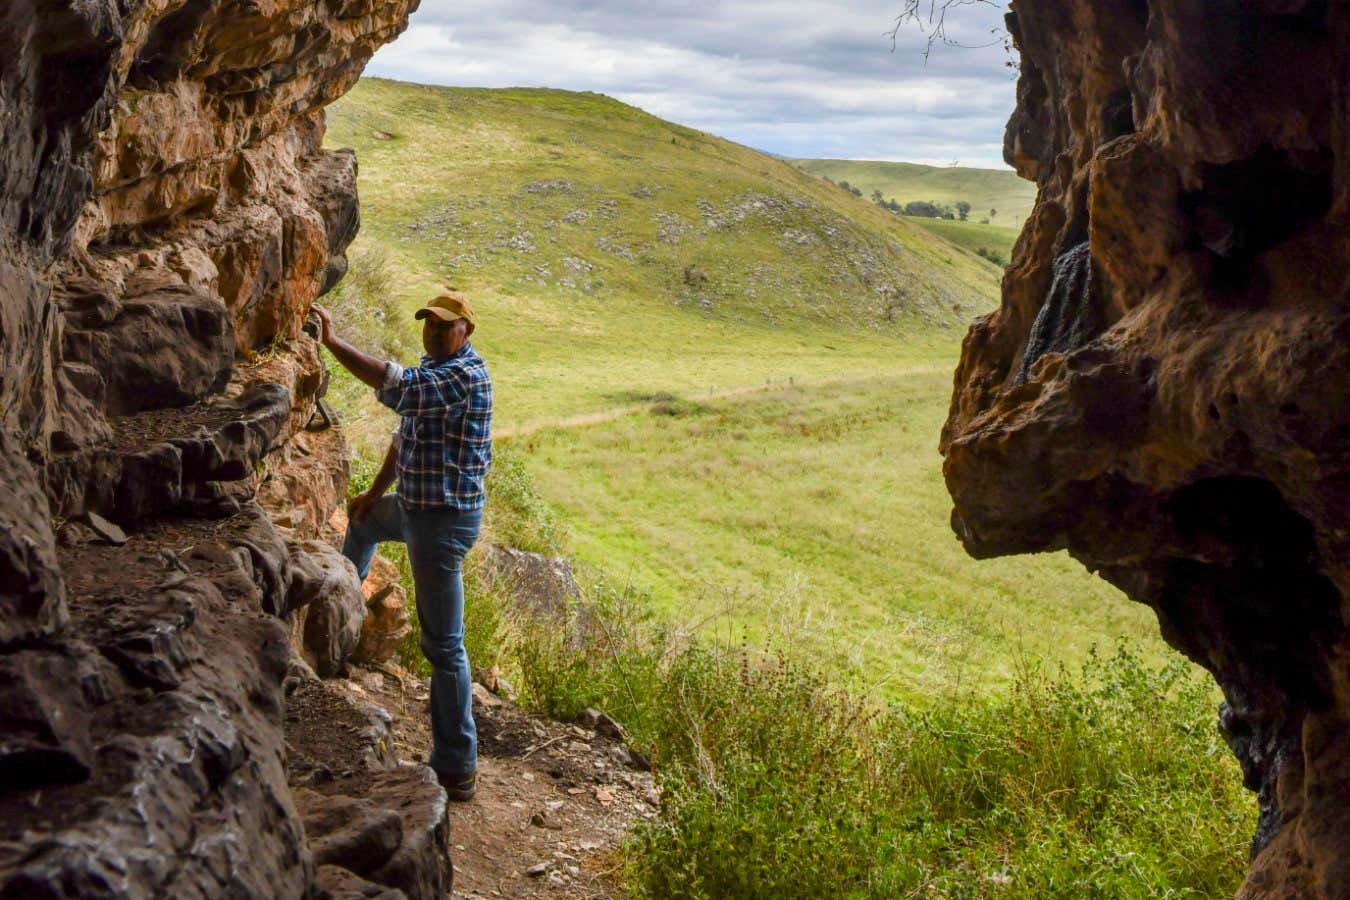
[{"x1": 420, "y1": 633, "x2": 468, "y2": 672}]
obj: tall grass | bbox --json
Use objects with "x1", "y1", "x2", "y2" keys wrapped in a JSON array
[{"x1": 509, "y1": 584, "x2": 1252, "y2": 898}]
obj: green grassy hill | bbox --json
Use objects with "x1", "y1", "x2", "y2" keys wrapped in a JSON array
[
  {"x1": 323, "y1": 78, "x2": 1003, "y2": 436},
  {"x1": 789, "y1": 157, "x2": 1037, "y2": 225}
]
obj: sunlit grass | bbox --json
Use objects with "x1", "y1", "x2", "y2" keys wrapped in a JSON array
[{"x1": 515, "y1": 369, "x2": 1165, "y2": 696}]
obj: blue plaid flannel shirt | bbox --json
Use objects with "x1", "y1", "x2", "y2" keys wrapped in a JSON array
[{"x1": 376, "y1": 343, "x2": 493, "y2": 510}]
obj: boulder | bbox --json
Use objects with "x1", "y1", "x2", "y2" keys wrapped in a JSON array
[
  {"x1": 0, "y1": 651, "x2": 94, "y2": 787},
  {"x1": 112, "y1": 442, "x2": 183, "y2": 524},
  {"x1": 290, "y1": 540, "x2": 368, "y2": 677},
  {"x1": 353, "y1": 583, "x2": 412, "y2": 666},
  {"x1": 296, "y1": 790, "x2": 404, "y2": 876},
  {"x1": 314, "y1": 865, "x2": 408, "y2": 900},
  {"x1": 479, "y1": 543, "x2": 581, "y2": 617},
  {"x1": 258, "y1": 425, "x2": 349, "y2": 539},
  {"x1": 364, "y1": 767, "x2": 453, "y2": 900},
  {"x1": 59, "y1": 277, "x2": 235, "y2": 417},
  {"x1": 1, "y1": 563, "x2": 307, "y2": 898}
]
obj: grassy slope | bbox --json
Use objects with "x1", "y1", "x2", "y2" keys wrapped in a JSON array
[
  {"x1": 791, "y1": 157, "x2": 1034, "y2": 260},
  {"x1": 520, "y1": 375, "x2": 1162, "y2": 695},
  {"x1": 789, "y1": 157, "x2": 1037, "y2": 224},
  {"x1": 323, "y1": 78, "x2": 1250, "y2": 894},
  {"x1": 324, "y1": 78, "x2": 1002, "y2": 444}
]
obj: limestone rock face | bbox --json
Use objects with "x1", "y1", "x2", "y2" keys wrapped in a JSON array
[
  {"x1": 941, "y1": 2, "x2": 1349, "y2": 896},
  {"x1": 0, "y1": 0, "x2": 422, "y2": 895}
]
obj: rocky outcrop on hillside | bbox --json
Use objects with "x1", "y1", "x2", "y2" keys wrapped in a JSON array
[
  {"x1": 941, "y1": 2, "x2": 1348, "y2": 896},
  {"x1": 0, "y1": 1, "x2": 428, "y2": 896}
]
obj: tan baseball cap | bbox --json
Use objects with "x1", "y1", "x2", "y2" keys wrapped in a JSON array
[{"x1": 415, "y1": 290, "x2": 475, "y2": 324}]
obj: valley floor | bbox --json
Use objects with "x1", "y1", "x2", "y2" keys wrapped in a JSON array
[{"x1": 516, "y1": 367, "x2": 1164, "y2": 696}]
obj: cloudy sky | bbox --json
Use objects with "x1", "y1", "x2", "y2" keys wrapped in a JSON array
[{"x1": 365, "y1": 1, "x2": 1017, "y2": 168}]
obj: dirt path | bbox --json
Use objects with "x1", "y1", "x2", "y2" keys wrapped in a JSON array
[
  {"x1": 356, "y1": 665, "x2": 658, "y2": 898},
  {"x1": 496, "y1": 367, "x2": 944, "y2": 440}
]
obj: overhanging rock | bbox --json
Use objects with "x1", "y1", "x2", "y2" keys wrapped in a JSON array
[{"x1": 941, "y1": 3, "x2": 1349, "y2": 896}]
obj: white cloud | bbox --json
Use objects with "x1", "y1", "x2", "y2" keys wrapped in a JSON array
[{"x1": 365, "y1": 1, "x2": 1018, "y2": 168}]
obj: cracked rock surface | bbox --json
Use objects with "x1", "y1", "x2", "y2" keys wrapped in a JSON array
[{"x1": 0, "y1": 1, "x2": 425, "y2": 896}]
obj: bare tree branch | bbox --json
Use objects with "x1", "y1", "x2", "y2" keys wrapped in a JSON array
[{"x1": 888, "y1": 0, "x2": 1009, "y2": 63}]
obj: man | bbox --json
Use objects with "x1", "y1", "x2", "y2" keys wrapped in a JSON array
[{"x1": 310, "y1": 291, "x2": 492, "y2": 802}]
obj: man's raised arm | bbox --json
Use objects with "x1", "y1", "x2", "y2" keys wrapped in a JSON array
[{"x1": 311, "y1": 303, "x2": 389, "y2": 389}]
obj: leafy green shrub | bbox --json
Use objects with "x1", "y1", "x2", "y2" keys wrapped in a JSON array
[
  {"x1": 904, "y1": 199, "x2": 953, "y2": 219},
  {"x1": 510, "y1": 577, "x2": 673, "y2": 735},
  {"x1": 503, "y1": 585, "x2": 1253, "y2": 899},
  {"x1": 977, "y1": 246, "x2": 1008, "y2": 267}
]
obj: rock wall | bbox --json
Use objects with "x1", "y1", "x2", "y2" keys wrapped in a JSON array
[
  {"x1": 941, "y1": 1, "x2": 1348, "y2": 896},
  {"x1": 0, "y1": 2, "x2": 431, "y2": 896}
]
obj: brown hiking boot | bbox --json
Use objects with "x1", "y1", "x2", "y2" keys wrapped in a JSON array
[{"x1": 435, "y1": 768, "x2": 476, "y2": 802}]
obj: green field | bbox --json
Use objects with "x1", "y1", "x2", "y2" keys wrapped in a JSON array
[
  {"x1": 905, "y1": 215, "x2": 1022, "y2": 264},
  {"x1": 789, "y1": 157, "x2": 1037, "y2": 225},
  {"x1": 516, "y1": 372, "x2": 1160, "y2": 695}
]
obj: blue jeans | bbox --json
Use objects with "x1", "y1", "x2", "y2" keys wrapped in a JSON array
[{"x1": 341, "y1": 495, "x2": 482, "y2": 776}]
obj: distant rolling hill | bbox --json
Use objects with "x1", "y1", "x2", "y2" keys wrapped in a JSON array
[
  {"x1": 788, "y1": 158, "x2": 1037, "y2": 226},
  {"x1": 327, "y1": 80, "x2": 1001, "y2": 332}
]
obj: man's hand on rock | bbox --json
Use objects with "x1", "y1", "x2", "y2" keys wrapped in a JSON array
[
  {"x1": 348, "y1": 490, "x2": 380, "y2": 525},
  {"x1": 310, "y1": 303, "x2": 335, "y2": 346},
  {"x1": 310, "y1": 302, "x2": 388, "y2": 390}
]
